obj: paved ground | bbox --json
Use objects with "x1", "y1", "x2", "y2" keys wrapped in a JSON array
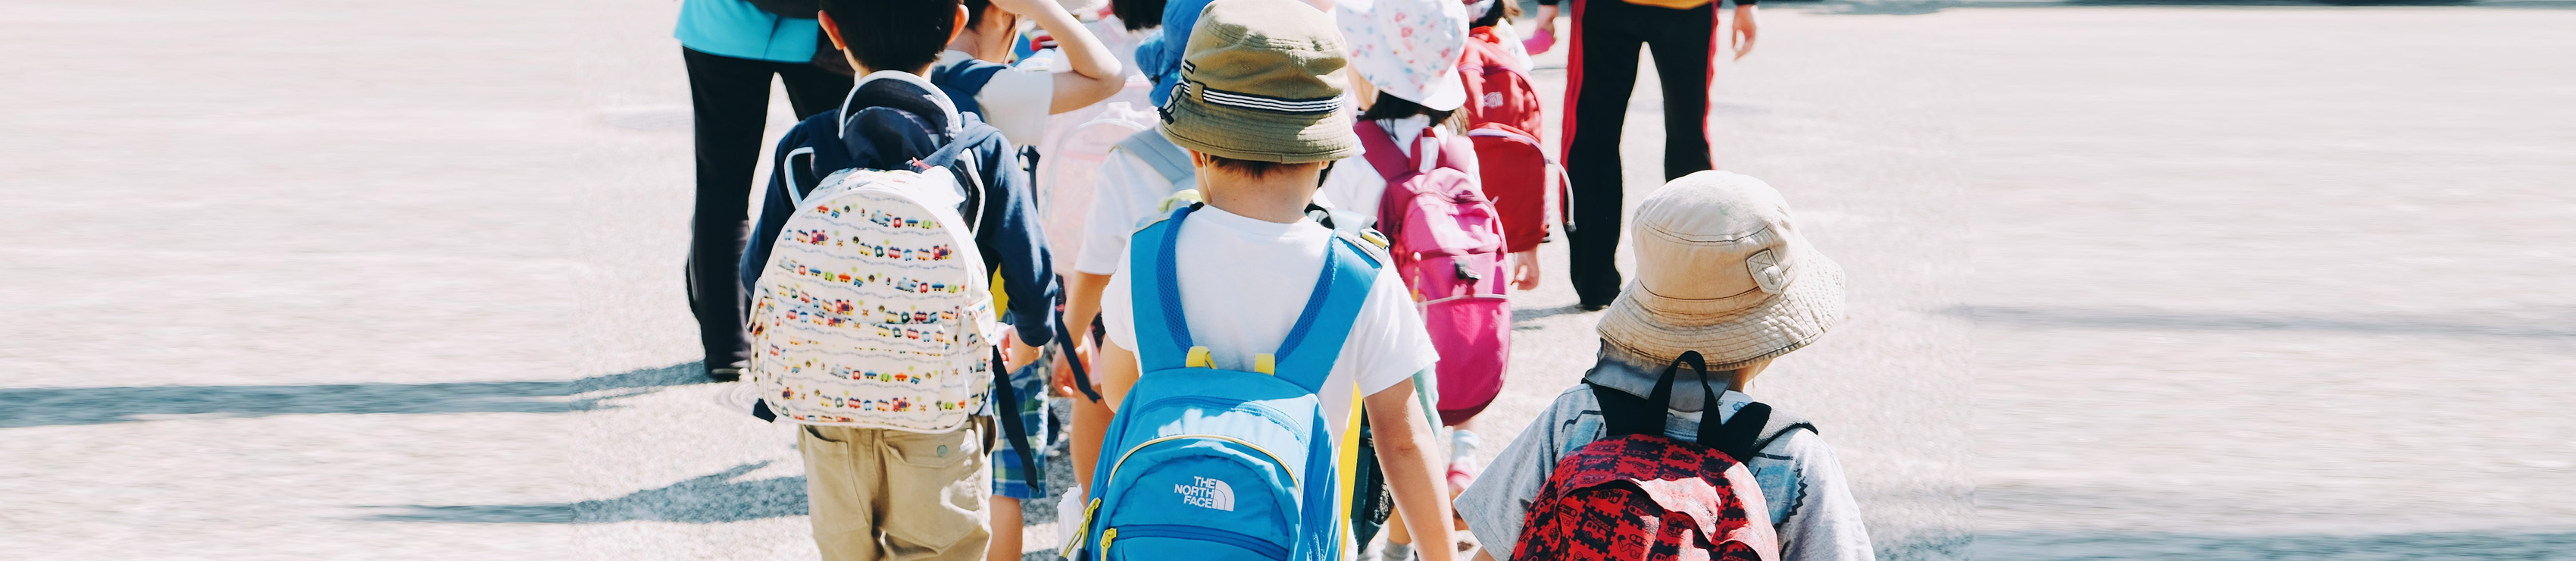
[{"x1": 3, "y1": 1, "x2": 2571, "y2": 560}]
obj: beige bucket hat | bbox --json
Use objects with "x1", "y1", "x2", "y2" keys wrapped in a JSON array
[
  {"x1": 1158, "y1": 0, "x2": 1361, "y2": 164},
  {"x1": 1595, "y1": 171, "x2": 1847, "y2": 371}
]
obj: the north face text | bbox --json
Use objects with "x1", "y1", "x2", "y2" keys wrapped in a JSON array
[{"x1": 1174, "y1": 476, "x2": 1235, "y2": 511}]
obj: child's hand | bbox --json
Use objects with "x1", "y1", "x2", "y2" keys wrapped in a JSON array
[
  {"x1": 1509, "y1": 249, "x2": 1541, "y2": 291},
  {"x1": 1050, "y1": 337, "x2": 1094, "y2": 397}
]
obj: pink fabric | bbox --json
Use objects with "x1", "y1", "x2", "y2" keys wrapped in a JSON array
[{"x1": 1354, "y1": 121, "x2": 1511, "y2": 422}]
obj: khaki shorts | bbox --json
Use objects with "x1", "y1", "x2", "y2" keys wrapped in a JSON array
[{"x1": 800, "y1": 418, "x2": 993, "y2": 561}]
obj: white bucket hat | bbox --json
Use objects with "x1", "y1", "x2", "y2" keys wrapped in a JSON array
[
  {"x1": 1333, "y1": 0, "x2": 1470, "y2": 111},
  {"x1": 1595, "y1": 171, "x2": 1847, "y2": 371}
]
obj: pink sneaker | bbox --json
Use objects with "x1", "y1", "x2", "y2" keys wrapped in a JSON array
[{"x1": 1523, "y1": 27, "x2": 1556, "y2": 55}]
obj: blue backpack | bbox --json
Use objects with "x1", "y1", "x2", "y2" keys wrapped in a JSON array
[{"x1": 1064, "y1": 205, "x2": 1383, "y2": 561}]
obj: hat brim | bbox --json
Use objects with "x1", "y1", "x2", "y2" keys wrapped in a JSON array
[
  {"x1": 1415, "y1": 70, "x2": 1468, "y2": 111},
  {"x1": 1160, "y1": 88, "x2": 1361, "y2": 164},
  {"x1": 1595, "y1": 255, "x2": 1846, "y2": 371}
]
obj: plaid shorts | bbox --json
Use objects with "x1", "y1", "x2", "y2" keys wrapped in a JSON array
[{"x1": 991, "y1": 353, "x2": 1052, "y2": 499}]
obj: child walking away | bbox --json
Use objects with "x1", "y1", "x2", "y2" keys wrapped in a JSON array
[
  {"x1": 902, "y1": 0, "x2": 1129, "y2": 557},
  {"x1": 1455, "y1": 0, "x2": 1564, "y2": 296},
  {"x1": 736, "y1": 0, "x2": 1066, "y2": 558},
  {"x1": 1326, "y1": 0, "x2": 1506, "y2": 543},
  {"x1": 1055, "y1": 0, "x2": 1211, "y2": 517},
  {"x1": 1455, "y1": 171, "x2": 1874, "y2": 561},
  {"x1": 1064, "y1": 2, "x2": 1460, "y2": 560}
]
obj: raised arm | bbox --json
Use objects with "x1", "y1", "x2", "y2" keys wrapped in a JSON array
[{"x1": 994, "y1": 0, "x2": 1125, "y2": 113}]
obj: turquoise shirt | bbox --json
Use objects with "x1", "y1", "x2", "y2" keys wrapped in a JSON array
[{"x1": 674, "y1": 0, "x2": 821, "y2": 63}]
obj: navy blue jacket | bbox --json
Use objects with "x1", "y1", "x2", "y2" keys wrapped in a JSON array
[{"x1": 739, "y1": 72, "x2": 1058, "y2": 346}]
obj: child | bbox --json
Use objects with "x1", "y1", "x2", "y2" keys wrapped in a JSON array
[
  {"x1": 744, "y1": 1, "x2": 1065, "y2": 559},
  {"x1": 1071, "y1": 1, "x2": 1460, "y2": 559},
  {"x1": 1454, "y1": 171, "x2": 1874, "y2": 561},
  {"x1": 918, "y1": 0, "x2": 1128, "y2": 557},
  {"x1": 1322, "y1": 7, "x2": 1502, "y2": 556},
  {"x1": 933, "y1": 0, "x2": 1130, "y2": 147},
  {"x1": 1055, "y1": 0, "x2": 1212, "y2": 500}
]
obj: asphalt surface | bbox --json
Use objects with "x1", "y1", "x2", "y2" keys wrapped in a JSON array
[{"x1": 3, "y1": 2, "x2": 2570, "y2": 560}]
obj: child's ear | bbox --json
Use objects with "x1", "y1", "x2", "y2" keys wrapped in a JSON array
[
  {"x1": 948, "y1": 5, "x2": 971, "y2": 45},
  {"x1": 818, "y1": 11, "x2": 849, "y2": 50}
]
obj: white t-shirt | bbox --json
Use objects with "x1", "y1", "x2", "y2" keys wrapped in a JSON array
[
  {"x1": 939, "y1": 50, "x2": 1055, "y2": 147},
  {"x1": 1074, "y1": 147, "x2": 1191, "y2": 275},
  {"x1": 1315, "y1": 115, "x2": 1439, "y2": 233},
  {"x1": 1099, "y1": 205, "x2": 1440, "y2": 439}
]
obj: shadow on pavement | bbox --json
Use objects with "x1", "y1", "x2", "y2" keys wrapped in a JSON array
[
  {"x1": 1975, "y1": 529, "x2": 2576, "y2": 560},
  {"x1": 1949, "y1": 306, "x2": 2576, "y2": 339},
  {"x1": 0, "y1": 362, "x2": 711, "y2": 428},
  {"x1": 1513, "y1": 303, "x2": 1597, "y2": 328},
  {"x1": 361, "y1": 461, "x2": 807, "y2": 524}
]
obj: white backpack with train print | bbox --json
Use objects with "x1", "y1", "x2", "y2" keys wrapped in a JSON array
[{"x1": 746, "y1": 167, "x2": 998, "y2": 431}]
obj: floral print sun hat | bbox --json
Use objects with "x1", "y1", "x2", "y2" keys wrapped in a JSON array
[{"x1": 1334, "y1": 0, "x2": 1471, "y2": 111}]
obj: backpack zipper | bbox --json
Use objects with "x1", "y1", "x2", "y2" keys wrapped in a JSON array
[
  {"x1": 1104, "y1": 525, "x2": 1290, "y2": 560},
  {"x1": 1106, "y1": 434, "x2": 1294, "y2": 487}
]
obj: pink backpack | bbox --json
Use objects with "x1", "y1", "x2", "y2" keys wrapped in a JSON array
[{"x1": 1354, "y1": 120, "x2": 1511, "y2": 425}]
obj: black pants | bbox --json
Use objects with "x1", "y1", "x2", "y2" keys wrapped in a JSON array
[
  {"x1": 1560, "y1": 0, "x2": 1720, "y2": 306},
  {"x1": 683, "y1": 47, "x2": 852, "y2": 369}
]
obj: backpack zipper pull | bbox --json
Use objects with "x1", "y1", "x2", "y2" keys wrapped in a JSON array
[{"x1": 1061, "y1": 499, "x2": 1102, "y2": 559}]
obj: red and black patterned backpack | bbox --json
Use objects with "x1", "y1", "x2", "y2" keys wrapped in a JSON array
[{"x1": 1515, "y1": 351, "x2": 1784, "y2": 561}]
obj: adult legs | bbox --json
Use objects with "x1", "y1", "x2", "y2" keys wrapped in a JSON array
[
  {"x1": 777, "y1": 60, "x2": 855, "y2": 119},
  {"x1": 1561, "y1": 0, "x2": 1646, "y2": 308},
  {"x1": 1644, "y1": 3, "x2": 1718, "y2": 180},
  {"x1": 683, "y1": 48, "x2": 776, "y2": 377}
]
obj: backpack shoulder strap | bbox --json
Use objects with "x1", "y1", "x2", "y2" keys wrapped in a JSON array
[
  {"x1": 1751, "y1": 404, "x2": 1818, "y2": 456},
  {"x1": 1114, "y1": 130, "x2": 1196, "y2": 188},
  {"x1": 1352, "y1": 119, "x2": 1417, "y2": 185},
  {"x1": 930, "y1": 59, "x2": 1008, "y2": 115},
  {"x1": 1127, "y1": 205, "x2": 1199, "y2": 373},
  {"x1": 1709, "y1": 401, "x2": 1818, "y2": 462},
  {"x1": 917, "y1": 120, "x2": 1005, "y2": 229},
  {"x1": 1268, "y1": 232, "x2": 1383, "y2": 392}
]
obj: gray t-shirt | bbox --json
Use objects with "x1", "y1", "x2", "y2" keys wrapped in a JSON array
[{"x1": 1452, "y1": 384, "x2": 1875, "y2": 561}]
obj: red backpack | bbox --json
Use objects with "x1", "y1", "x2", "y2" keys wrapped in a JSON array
[
  {"x1": 1516, "y1": 351, "x2": 1784, "y2": 561},
  {"x1": 1353, "y1": 120, "x2": 1512, "y2": 424},
  {"x1": 1458, "y1": 26, "x2": 1571, "y2": 255}
]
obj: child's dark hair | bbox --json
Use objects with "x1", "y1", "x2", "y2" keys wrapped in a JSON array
[
  {"x1": 1470, "y1": 0, "x2": 1519, "y2": 30},
  {"x1": 820, "y1": 0, "x2": 964, "y2": 74},
  {"x1": 1205, "y1": 155, "x2": 1305, "y2": 178},
  {"x1": 963, "y1": 0, "x2": 998, "y2": 30},
  {"x1": 1112, "y1": 0, "x2": 1168, "y2": 32},
  {"x1": 1358, "y1": 92, "x2": 1458, "y2": 126}
]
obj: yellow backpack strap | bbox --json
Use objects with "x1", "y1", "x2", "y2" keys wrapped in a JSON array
[
  {"x1": 1252, "y1": 353, "x2": 1277, "y2": 375},
  {"x1": 1186, "y1": 346, "x2": 1214, "y2": 368},
  {"x1": 1333, "y1": 384, "x2": 1366, "y2": 559}
]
